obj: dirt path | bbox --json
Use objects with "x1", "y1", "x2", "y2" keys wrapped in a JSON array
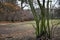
[
  {"x1": 0, "y1": 23, "x2": 60, "y2": 40},
  {"x1": 53, "y1": 27, "x2": 60, "y2": 40},
  {"x1": 0, "y1": 23, "x2": 35, "y2": 38}
]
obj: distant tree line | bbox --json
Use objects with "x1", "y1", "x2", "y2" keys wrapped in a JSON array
[
  {"x1": 0, "y1": 0, "x2": 17, "y2": 4},
  {"x1": 0, "y1": 0, "x2": 60, "y2": 22}
]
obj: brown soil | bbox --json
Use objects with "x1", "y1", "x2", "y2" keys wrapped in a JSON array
[{"x1": 0, "y1": 22, "x2": 60, "y2": 40}]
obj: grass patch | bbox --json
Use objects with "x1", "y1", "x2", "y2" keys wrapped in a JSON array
[{"x1": 0, "y1": 19, "x2": 60, "y2": 27}]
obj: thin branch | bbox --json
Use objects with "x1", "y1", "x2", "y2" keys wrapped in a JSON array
[{"x1": 52, "y1": 0, "x2": 58, "y2": 8}]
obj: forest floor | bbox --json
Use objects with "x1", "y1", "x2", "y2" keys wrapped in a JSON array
[{"x1": 0, "y1": 20, "x2": 60, "y2": 40}]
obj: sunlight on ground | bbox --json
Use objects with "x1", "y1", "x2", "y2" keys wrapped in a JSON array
[{"x1": 0, "y1": 19, "x2": 60, "y2": 27}]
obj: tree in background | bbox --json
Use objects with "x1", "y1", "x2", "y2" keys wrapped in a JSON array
[
  {"x1": 0, "y1": 0, "x2": 17, "y2": 5},
  {"x1": 58, "y1": 0, "x2": 60, "y2": 7},
  {"x1": 0, "y1": 2, "x2": 22, "y2": 22}
]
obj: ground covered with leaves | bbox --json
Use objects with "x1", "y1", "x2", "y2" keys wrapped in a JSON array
[{"x1": 0, "y1": 21, "x2": 60, "y2": 40}]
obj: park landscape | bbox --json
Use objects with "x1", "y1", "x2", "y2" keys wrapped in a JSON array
[
  {"x1": 0, "y1": 20, "x2": 60, "y2": 40},
  {"x1": 0, "y1": 0, "x2": 60, "y2": 40}
]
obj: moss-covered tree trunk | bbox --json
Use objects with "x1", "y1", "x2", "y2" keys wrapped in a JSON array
[{"x1": 21, "y1": 0, "x2": 51, "y2": 40}]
